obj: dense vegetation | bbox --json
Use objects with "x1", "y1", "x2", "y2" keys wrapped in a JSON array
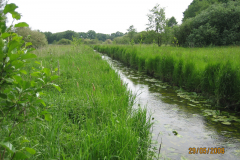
[
  {"x1": 182, "y1": 0, "x2": 240, "y2": 21},
  {"x1": 15, "y1": 27, "x2": 48, "y2": 48},
  {"x1": 42, "y1": 1, "x2": 240, "y2": 48},
  {"x1": 94, "y1": 45, "x2": 240, "y2": 112},
  {"x1": 176, "y1": 1, "x2": 240, "y2": 46},
  {"x1": 43, "y1": 30, "x2": 125, "y2": 44},
  {"x1": 1, "y1": 0, "x2": 240, "y2": 158},
  {"x1": 0, "y1": 3, "x2": 153, "y2": 160}
]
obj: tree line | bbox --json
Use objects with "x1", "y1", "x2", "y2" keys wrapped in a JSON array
[
  {"x1": 43, "y1": 30, "x2": 125, "y2": 44},
  {"x1": 9, "y1": 0, "x2": 240, "y2": 47},
  {"x1": 121, "y1": 0, "x2": 240, "y2": 47}
]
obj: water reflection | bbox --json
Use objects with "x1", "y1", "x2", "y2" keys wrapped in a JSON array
[{"x1": 102, "y1": 54, "x2": 240, "y2": 160}]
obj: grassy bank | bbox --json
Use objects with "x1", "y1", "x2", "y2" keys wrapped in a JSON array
[
  {"x1": 1, "y1": 45, "x2": 153, "y2": 159},
  {"x1": 93, "y1": 45, "x2": 240, "y2": 112}
]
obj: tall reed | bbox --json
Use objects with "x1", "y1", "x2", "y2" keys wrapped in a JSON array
[{"x1": 94, "y1": 44, "x2": 240, "y2": 111}]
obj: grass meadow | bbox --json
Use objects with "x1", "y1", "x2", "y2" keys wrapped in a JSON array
[
  {"x1": 93, "y1": 44, "x2": 240, "y2": 112},
  {"x1": 1, "y1": 45, "x2": 154, "y2": 159}
]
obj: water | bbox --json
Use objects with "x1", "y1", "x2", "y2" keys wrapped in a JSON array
[{"x1": 99, "y1": 52, "x2": 240, "y2": 160}]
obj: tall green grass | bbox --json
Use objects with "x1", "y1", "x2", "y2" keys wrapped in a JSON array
[
  {"x1": 94, "y1": 45, "x2": 240, "y2": 111},
  {"x1": 1, "y1": 45, "x2": 153, "y2": 159}
]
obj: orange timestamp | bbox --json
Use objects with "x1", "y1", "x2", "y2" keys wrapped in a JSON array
[{"x1": 189, "y1": 147, "x2": 225, "y2": 154}]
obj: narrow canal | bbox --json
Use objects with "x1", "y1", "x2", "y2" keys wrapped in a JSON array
[{"x1": 98, "y1": 51, "x2": 240, "y2": 160}]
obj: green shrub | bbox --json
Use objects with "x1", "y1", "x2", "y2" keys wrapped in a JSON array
[
  {"x1": 176, "y1": 1, "x2": 240, "y2": 46},
  {"x1": 57, "y1": 38, "x2": 72, "y2": 45},
  {"x1": 15, "y1": 27, "x2": 48, "y2": 48},
  {"x1": 0, "y1": 3, "x2": 60, "y2": 159},
  {"x1": 104, "y1": 39, "x2": 112, "y2": 44}
]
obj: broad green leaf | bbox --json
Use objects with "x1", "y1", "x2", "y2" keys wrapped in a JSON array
[
  {"x1": 23, "y1": 81, "x2": 31, "y2": 90},
  {"x1": 27, "y1": 48, "x2": 36, "y2": 52},
  {"x1": 0, "y1": 93, "x2": 7, "y2": 99},
  {"x1": 31, "y1": 81, "x2": 36, "y2": 87},
  {"x1": 43, "y1": 68, "x2": 51, "y2": 76},
  {"x1": 19, "y1": 70, "x2": 27, "y2": 74},
  {"x1": 50, "y1": 75, "x2": 59, "y2": 81},
  {"x1": 9, "y1": 53, "x2": 19, "y2": 61},
  {"x1": 20, "y1": 53, "x2": 37, "y2": 60},
  {"x1": 54, "y1": 68, "x2": 58, "y2": 71},
  {"x1": 1, "y1": 33, "x2": 11, "y2": 39},
  {"x1": 3, "y1": 3, "x2": 18, "y2": 14},
  {"x1": 35, "y1": 61, "x2": 41, "y2": 65},
  {"x1": 0, "y1": 142, "x2": 15, "y2": 154},
  {"x1": 31, "y1": 71, "x2": 41, "y2": 77},
  {"x1": 37, "y1": 78, "x2": 45, "y2": 84},
  {"x1": 41, "y1": 110, "x2": 49, "y2": 115},
  {"x1": 11, "y1": 60, "x2": 24, "y2": 69},
  {"x1": 49, "y1": 83, "x2": 61, "y2": 92},
  {"x1": 0, "y1": 21, "x2": 7, "y2": 33},
  {"x1": 11, "y1": 11, "x2": 21, "y2": 20},
  {"x1": 36, "y1": 99, "x2": 46, "y2": 106},
  {"x1": 44, "y1": 114, "x2": 52, "y2": 121},
  {"x1": 14, "y1": 151, "x2": 31, "y2": 159},
  {"x1": 14, "y1": 22, "x2": 29, "y2": 28},
  {"x1": 25, "y1": 42, "x2": 32, "y2": 47},
  {"x1": 25, "y1": 147, "x2": 36, "y2": 155},
  {"x1": 8, "y1": 40, "x2": 19, "y2": 54},
  {"x1": 13, "y1": 75, "x2": 22, "y2": 84}
]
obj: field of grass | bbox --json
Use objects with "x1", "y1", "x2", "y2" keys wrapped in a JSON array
[
  {"x1": 93, "y1": 44, "x2": 240, "y2": 111},
  {"x1": 1, "y1": 45, "x2": 153, "y2": 159}
]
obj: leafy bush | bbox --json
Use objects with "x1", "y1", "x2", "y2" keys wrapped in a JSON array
[
  {"x1": 173, "y1": 18, "x2": 193, "y2": 46},
  {"x1": 113, "y1": 36, "x2": 130, "y2": 44},
  {"x1": 188, "y1": 1, "x2": 240, "y2": 46},
  {"x1": 176, "y1": 1, "x2": 240, "y2": 46},
  {"x1": 15, "y1": 27, "x2": 48, "y2": 48},
  {"x1": 57, "y1": 38, "x2": 72, "y2": 45},
  {"x1": 0, "y1": 3, "x2": 60, "y2": 159},
  {"x1": 104, "y1": 39, "x2": 112, "y2": 44}
]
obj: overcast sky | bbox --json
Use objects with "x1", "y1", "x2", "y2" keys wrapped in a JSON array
[{"x1": 7, "y1": 0, "x2": 193, "y2": 34}]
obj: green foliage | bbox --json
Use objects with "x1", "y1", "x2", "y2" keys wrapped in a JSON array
[
  {"x1": 167, "y1": 16, "x2": 178, "y2": 27},
  {"x1": 94, "y1": 45, "x2": 240, "y2": 111},
  {"x1": 44, "y1": 31, "x2": 124, "y2": 44},
  {"x1": 87, "y1": 30, "x2": 96, "y2": 39},
  {"x1": 146, "y1": 4, "x2": 166, "y2": 46},
  {"x1": 43, "y1": 30, "x2": 77, "y2": 44},
  {"x1": 113, "y1": 36, "x2": 130, "y2": 44},
  {"x1": 130, "y1": 39, "x2": 135, "y2": 46},
  {"x1": 71, "y1": 36, "x2": 82, "y2": 50},
  {"x1": 182, "y1": 1, "x2": 240, "y2": 46},
  {"x1": 173, "y1": 18, "x2": 193, "y2": 46},
  {"x1": 0, "y1": 3, "x2": 60, "y2": 160},
  {"x1": 57, "y1": 38, "x2": 72, "y2": 45},
  {"x1": 182, "y1": 0, "x2": 215, "y2": 22},
  {"x1": 82, "y1": 38, "x2": 100, "y2": 45},
  {"x1": 31, "y1": 45, "x2": 153, "y2": 159},
  {"x1": 104, "y1": 39, "x2": 112, "y2": 44},
  {"x1": 127, "y1": 25, "x2": 137, "y2": 41},
  {"x1": 16, "y1": 27, "x2": 48, "y2": 48},
  {"x1": 183, "y1": 0, "x2": 240, "y2": 22}
]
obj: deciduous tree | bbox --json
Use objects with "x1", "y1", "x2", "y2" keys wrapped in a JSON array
[
  {"x1": 167, "y1": 16, "x2": 178, "y2": 27},
  {"x1": 127, "y1": 25, "x2": 136, "y2": 41},
  {"x1": 87, "y1": 30, "x2": 96, "y2": 39},
  {"x1": 146, "y1": 4, "x2": 166, "y2": 46}
]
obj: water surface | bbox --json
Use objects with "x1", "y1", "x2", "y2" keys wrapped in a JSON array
[{"x1": 100, "y1": 53, "x2": 240, "y2": 160}]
